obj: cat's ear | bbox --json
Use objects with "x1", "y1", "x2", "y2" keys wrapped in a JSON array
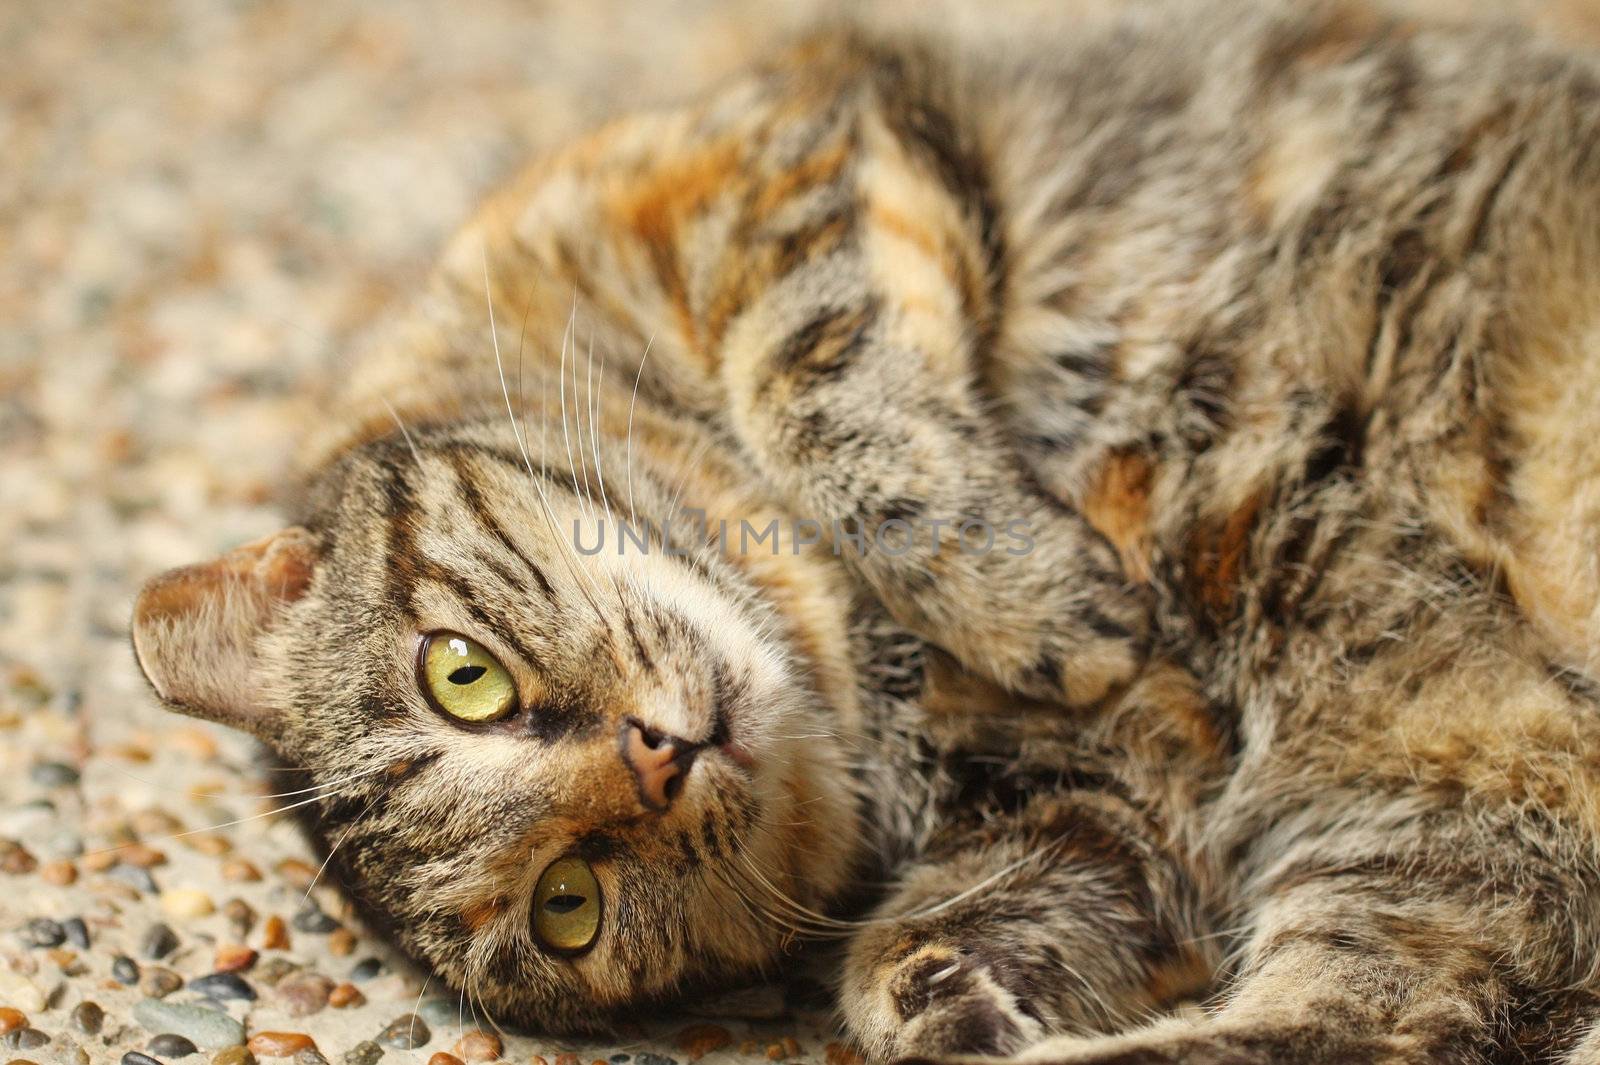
[{"x1": 131, "y1": 527, "x2": 319, "y2": 741}]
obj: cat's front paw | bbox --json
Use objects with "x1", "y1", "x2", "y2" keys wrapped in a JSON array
[{"x1": 848, "y1": 944, "x2": 1046, "y2": 1061}]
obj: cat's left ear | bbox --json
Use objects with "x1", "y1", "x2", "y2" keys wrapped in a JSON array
[{"x1": 130, "y1": 527, "x2": 319, "y2": 741}]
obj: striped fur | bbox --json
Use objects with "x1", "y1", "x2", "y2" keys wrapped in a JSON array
[{"x1": 131, "y1": 1, "x2": 1600, "y2": 1059}]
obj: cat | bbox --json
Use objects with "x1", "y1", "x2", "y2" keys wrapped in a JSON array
[{"x1": 130, "y1": 0, "x2": 1600, "y2": 1061}]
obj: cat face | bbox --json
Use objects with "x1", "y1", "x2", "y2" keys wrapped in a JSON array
[{"x1": 131, "y1": 417, "x2": 863, "y2": 1031}]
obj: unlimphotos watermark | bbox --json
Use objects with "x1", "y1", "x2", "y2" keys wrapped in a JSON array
[{"x1": 570, "y1": 510, "x2": 1034, "y2": 558}]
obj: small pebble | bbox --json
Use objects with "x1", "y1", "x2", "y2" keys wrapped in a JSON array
[
  {"x1": 29, "y1": 761, "x2": 79, "y2": 788},
  {"x1": 451, "y1": 1031, "x2": 501, "y2": 1063},
  {"x1": 274, "y1": 859, "x2": 318, "y2": 890},
  {"x1": 375, "y1": 1015, "x2": 429, "y2": 1050},
  {"x1": 46, "y1": 946, "x2": 84, "y2": 974},
  {"x1": 554, "y1": 1054, "x2": 581, "y2": 1065},
  {"x1": 81, "y1": 850, "x2": 118, "y2": 874},
  {"x1": 215, "y1": 945, "x2": 257, "y2": 973},
  {"x1": 122, "y1": 1053, "x2": 163, "y2": 1065},
  {"x1": 61, "y1": 916, "x2": 89, "y2": 949},
  {"x1": 185, "y1": 834, "x2": 232, "y2": 857},
  {"x1": 290, "y1": 907, "x2": 338, "y2": 934},
  {"x1": 823, "y1": 1044, "x2": 865, "y2": 1065},
  {"x1": 221, "y1": 860, "x2": 262, "y2": 883},
  {"x1": 189, "y1": 972, "x2": 257, "y2": 1002},
  {"x1": 0, "y1": 839, "x2": 39, "y2": 875},
  {"x1": 122, "y1": 844, "x2": 168, "y2": 868},
  {"x1": 530, "y1": 1056, "x2": 550, "y2": 1065},
  {"x1": 134, "y1": 998, "x2": 246, "y2": 1049},
  {"x1": 277, "y1": 971, "x2": 334, "y2": 1016},
  {"x1": 426, "y1": 1055, "x2": 463, "y2": 1065},
  {"x1": 261, "y1": 916, "x2": 289, "y2": 950},
  {"x1": 223, "y1": 899, "x2": 256, "y2": 938},
  {"x1": 637, "y1": 1056, "x2": 677, "y2": 1065},
  {"x1": 253, "y1": 958, "x2": 299, "y2": 987},
  {"x1": 763, "y1": 1045, "x2": 786, "y2": 1061},
  {"x1": 0, "y1": 1029, "x2": 49, "y2": 1050},
  {"x1": 111, "y1": 864, "x2": 160, "y2": 894},
  {"x1": 341, "y1": 1042, "x2": 383, "y2": 1065},
  {"x1": 326, "y1": 928, "x2": 356, "y2": 956},
  {"x1": 246, "y1": 1032, "x2": 317, "y2": 1058},
  {"x1": 162, "y1": 889, "x2": 216, "y2": 919},
  {"x1": 677, "y1": 1025, "x2": 734, "y2": 1061},
  {"x1": 113, "y1": 955, "x2": 141, "y2": 984},
  {"x1": 0, "y1": 1008, "x2": 26, "y2": 1033},
  {"x1": 611, "y1": 1055, "x2": 631, "y2": 1063},
  {"x1": 0, "y1": 969, "x2": 43, "y2": 1011},
  {"x1": 212, "y1": 1047, "x2": 257, "y2": 1065},
  {"x1": 21, "y1": 918, "x2": 65, "y2": 948},
  {"x1": 133, "y1": 809, "x2": 183, "y2": 836},
  {"x1": 416, "y1": 1000, "x2": 464, "y2": 1028},
  {"x1": 140, "y1": 967, "x2": 183, "y2": 998},
  {"x1": 69, "y1": 1001, "x2": 104, "y2": 1035},
  {"x1": 348, "y1": 958, "x2": 382, "y2": 982},
  {"x1": 143, "y1": 922, "x2": 181, "y2": 959},
  {"x1": 295, "y1": 1051, "x2": 330, "y2": 1065},
  {"x1": 328, "y1": 983, "x2": 364, "y2": 1009},
  {"x1": 150, "y1": 1033, "x2": 201, "y2": 1057},
  {"x1": 39, "y1": 860, "x2": 77, "y2": 886}
]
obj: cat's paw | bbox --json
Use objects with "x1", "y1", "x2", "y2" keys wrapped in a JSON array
[{"x1": 850, "y1": 944, "x2": 1046, "y2": 1061}]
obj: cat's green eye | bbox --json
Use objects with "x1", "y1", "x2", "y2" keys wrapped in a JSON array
[
  {"x1": 417, "y1": 633, "x2": 517, "y2": 723},
  {"x1": 533, "y1": 856, "x2": 602, "y2": 955}
]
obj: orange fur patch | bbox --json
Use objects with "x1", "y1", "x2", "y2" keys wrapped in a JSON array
[{"x1": 1082, "y1": 449, "x2": 1156, "y2": 583}]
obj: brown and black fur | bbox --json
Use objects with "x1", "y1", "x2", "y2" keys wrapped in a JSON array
[{"x1": 132, "y1": 1, "x2": 1600, "y2": 1061}]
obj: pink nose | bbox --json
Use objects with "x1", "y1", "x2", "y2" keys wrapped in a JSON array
[{"x1": 619, "y1": 719, "x2": 702, "y2": 811}]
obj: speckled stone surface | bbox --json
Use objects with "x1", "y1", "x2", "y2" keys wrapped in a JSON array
[{"x1": 4, "y1": 0, "x2": 1599, "y2": 1062}]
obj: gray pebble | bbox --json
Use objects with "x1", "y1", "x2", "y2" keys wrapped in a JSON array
[
  {"x1": 341, "y1": 1041, "x2": 384, "y2": 1065},
  {"x1": 375, "y1": 1014, "x2": 430, "y2": 1049},
  {"x1": 416, "y1": 997, "x2": 481, "y2": 1028},
  {"x1": 348, "y1": 957, "x2": 382, "y2": 982},
  {"x1": 70, "y1": 999, "x2": 104, "y2": 1035},
  {"x1": 140, "y1": 966, "x2": 183, "y2": 998},
  {"x1": 133, "y1": 998, "x2": 246, "y2": 1049},
  {"x1": 150, "y1": 1032, "x2": 201, "y2": 1057},
  {"x1": 22, "y1": 916, "x2": 65, "y2": 948},
  {"x1": 122, "y1": 1053, "x2": 163, "y2": 1065},
  {"x1": 294, "y1": 1049, "x2": 330, "y2": 1065},
  {"x1": 43, "y1": 830, "x2": 84, "y2": 859},
  {"x1": 30, "y1": 761, "x2": 79, "y2": 788},
  {"x1": 0, "y1": 800, "x2": 57, "y2": 836},
  {"x1": 142, "y1": 922, "x2": 179, "y2": 959},
  {"x1": 188, "y1": 972, "x2": 256, "y2": 1002},
  {"x1": 612, "y1": 1055, "x2": 632, "y2": 1063},
  {"x1": 112, "y1": 954, "x2": 140, "y2": 984},
  {"x1": 116, "y1": 864, "x2": 161, "y2": 894},
  {"x1": 253, "y1": 957, "x2": 299, "y2": 986},
  {"x1": 62, "y1": 916, "x2": 89, "y2": 949},
  {"x1": 291, "y1": 907, "x2": 339, "y2": 934},
  {"x1": 1, "y1": 1027, "x2": 50, "y2": 1049},
  {"x1": 637, "y1": 1054, "x2": 680, "y2": 1065}
]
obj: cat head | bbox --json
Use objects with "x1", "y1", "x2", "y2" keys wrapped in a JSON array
[{"x1": 130, "y1": 414, "x2": 864, "y2": 1031}]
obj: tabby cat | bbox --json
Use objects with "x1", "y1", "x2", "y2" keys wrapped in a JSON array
[{"x1": 131, "y1": 1, "x2": 1600, "y2": 1060}]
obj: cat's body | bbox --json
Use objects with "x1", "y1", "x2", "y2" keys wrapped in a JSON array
[{"x1": 132, "y1": 2, "x2": 1600, "y2": 1061}]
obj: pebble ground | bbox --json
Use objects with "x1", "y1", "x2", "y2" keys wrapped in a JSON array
[{"x1": 3, "y1": 0, "x2": 1594, "y2": 1063}]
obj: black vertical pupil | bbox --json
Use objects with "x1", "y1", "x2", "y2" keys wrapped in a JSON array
[{"x1": 447, "y1": 665, "x2": 487, "y2": 686}]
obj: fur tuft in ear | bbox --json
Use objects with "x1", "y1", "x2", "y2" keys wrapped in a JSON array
[{"x1": 131, "y1": 527, "x2": 319, "y2": 742}]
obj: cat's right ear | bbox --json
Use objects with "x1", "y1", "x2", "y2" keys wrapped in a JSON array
[{"x1": 130, "y1": 527, "x2": 319, "y2": 743}]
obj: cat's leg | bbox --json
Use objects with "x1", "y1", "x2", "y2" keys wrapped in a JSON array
[
  {"x1": 939, "y1": 824, "x2": 1600, "y2": 1065},
  {"x1": 720, "y1": 130, "x2": 1148, "y2": 708},
  {"x1": 840, "y1": 793, "x2": 1205, "y2": 1061}
]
